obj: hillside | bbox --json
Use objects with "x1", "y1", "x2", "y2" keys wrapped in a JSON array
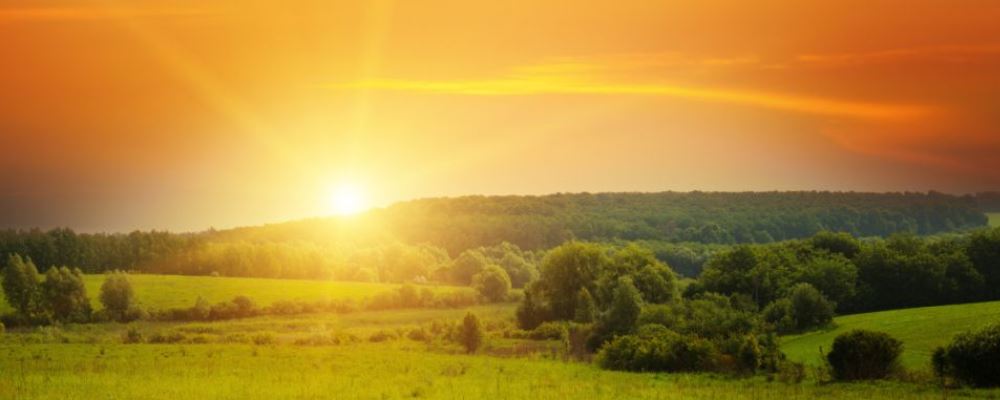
[
  {"x1": 0, "y1": 274, "x2": 470, "y2": 314},
  {"x1": 781, "y1": 300, "x2": 1000, "y2": 368}
]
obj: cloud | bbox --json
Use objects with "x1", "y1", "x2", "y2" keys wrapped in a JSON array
[
  {"x1": 340, "y1": 70, "x2": 935, "y2": 121},
  {"x1": 796, "y1": 44, "x2": 1000, "y2": 67},
  {"x1": 0, "y1": 6, "x2": 209, "y2": 22}
]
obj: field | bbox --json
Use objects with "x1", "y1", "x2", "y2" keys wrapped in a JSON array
[
  {"x1": 989, "y1": 212, "x2": 1000, "y2": 227},
  {"x1": 2, "y1": 305, "x2": 996, "y2": 400},
  {"x1": 0, "y1": 274, "x2": 470, "y2": 314},
  {"x1": 781, "y1": 300, "x2": 1000, "y2": 368}
]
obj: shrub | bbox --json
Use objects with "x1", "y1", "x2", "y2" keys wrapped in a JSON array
[
  {"x1": 251, "y1": 332, "x2": 276, "y2": 345},
  {"x1": 369, "y1": 330, "x2": 398, "y2": 342},
  {"x1": 122, "y1": 326, "x2": 143, "y2": 344},
  {"x1": 763, "y1": 283, "x2": 835, "y2": 334},
  {"x1": 100, "y1": 272, "x2": 136, "y2": 322},
  {"x1": 528, "y1": 321, "x2": 567, "y2": 340},
  {"x1": 473, "y1": 265, "x2": 512, "y2": 302},
  {"x1": 406, "y1": 327, "x2": 432, "y2": 342},
  {"x1": 775, "y1": 360, "x2": 806, "y2": 384},
  {"x1": 459, "y1": 312, "x2": 484, "y2": 353},
  {"x1": 932, "y1": 322, "x2": 1000, "y2": 387},
  {"x1": 2, "y1": 254, "x2": 41, "y2": 318},
  {"x1": 148, "y1": 331, "x2": 187, "y2": 344},
  {"x1": 596, "y1": 325, "x2": 718, "y2": 372},
  {"x1": 826, "y1": 330, "x2": 902, "y2": 381},
  {"x1": 41, "y1": 266, "x2": 92, "y2": 322}
]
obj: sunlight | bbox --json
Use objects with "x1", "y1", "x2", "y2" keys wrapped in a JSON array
[{"x1": 328, "y1": 183, "x2": 368, "y2": 216}]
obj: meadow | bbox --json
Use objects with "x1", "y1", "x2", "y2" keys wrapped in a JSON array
[
  {"x1": 0, "y1": 274, "x2": 470, "y2": 314},
  {"x1": 2, "y1": 306, "x2": 997, "y2": 400},
  {"x1": 781, "y1": 300, "x2": 1000, "y2": 368},
  {"x1": 988, "y1": 212, "x2": 1000, "y2": 227}
]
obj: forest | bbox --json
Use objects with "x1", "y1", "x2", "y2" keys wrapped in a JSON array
[{"x1": 0, "y1": 191, "x2": 990, "y2": 281}]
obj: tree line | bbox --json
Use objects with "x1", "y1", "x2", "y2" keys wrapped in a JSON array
[{"x1": 0, "y1": 191, "x2": 987, "y2": 281}]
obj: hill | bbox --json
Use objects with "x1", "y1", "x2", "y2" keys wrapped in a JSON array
[{"x1": 781, "y1": 300, "x2": 1000, "y2": 368}]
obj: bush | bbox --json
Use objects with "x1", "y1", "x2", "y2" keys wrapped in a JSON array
[
  {"x1": 100, "y1": 272, "x2": 136, "y2": 322},
  {"x1": 528, "y1": 321, "x2": 567, "y2": 340},
  {"x1": 459, "y1": 312, "x2": 484, "y2": 353},
  {"x1": 826, "y1": 330, "x2": 902, "y2": 381},
  {"x1": 251, "y1": 332, "x2": 276, "y2": 345},
  {"x1": 148, "y1": 331, "x2": 187, "y2": 344},
  {"x1": 473, "y1": 265, "x2": 512, "y2": 302},
  {"x1": 763, "y1": 283, "x2": 835, "y2": 334},
  {"x1": 596, "y1": 325, "x2": 718, "y2": 372},
  {"x1": 122, "y1": 326, "x2": 143, "y2": 344},
  {"x1": 369, "y1": 330, "x2": 398, "y2": 343},
  {"x1": 775, "y1": 360, "x2": 806, "y2": 384},
  {"x1": 932, "y1": 322, "x2": 1000, "y2": 387}
]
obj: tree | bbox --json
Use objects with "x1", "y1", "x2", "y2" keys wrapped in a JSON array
[
  {"x1": 100, "y1": 271, "x2": 135, "y2": 322},
  {"x1": 516, "y1": 283, "x2": 549, "y2": 330},
  {"x1": 609, "y1": 244, "x2": 678, "y2": 304},
  {"x1": 498, "y1": 252, "x2": 538, "y2": 288},
  {"x1": 1, "y1": 254, "x2": 41, "y2": 317},
  {"x1": 573, "y1": 287, "x2": 597, "y2": 323},
  {"x1": 450, "y1": 250, "x2": 490, "y2": 285},
  {"x1": 788, "y1": 283, "x2": 835, "y2": 330},
  {"x1": 459, "y1": 312, "x2": 484, "y2": 353},
  {"x1": 589, "y1": 276, "x2": 644, "y2": 350},
  {"x1": 472, "y1": 265, "x2": 511, "y2": 302},
  {"x1": 797, "y1": 256, "x2": 857, "y2": 306},
  {"x1": 810, "y1": 231, "x2": 861, "y2": 259},
  {"x1": 537, "y1": 242, "x2": 611, "y2": 320},
  {"x1": 41, "y1": 266, "x2": 91, "y2": 322}
]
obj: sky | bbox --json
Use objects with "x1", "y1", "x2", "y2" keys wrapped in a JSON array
[{"x1": 1, "y1": 0, "x2": 999, "y2": 232}]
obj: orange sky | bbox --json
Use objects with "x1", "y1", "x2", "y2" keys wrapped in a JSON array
[{"x1": 2, "y1": 0, "x2": 999, "y2": 232}]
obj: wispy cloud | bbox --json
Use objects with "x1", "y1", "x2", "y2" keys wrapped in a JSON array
[
  {"x1": 0, "y1": 6, "x2": 209, "y2": 22},
  {"x1": 796, "y1": 44, "x2": 1000, "y2": 67},
  {"x1": 339, "y1": 68, "x2": 935, "y2": 121}
]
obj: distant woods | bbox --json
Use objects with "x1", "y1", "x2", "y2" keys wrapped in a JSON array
[{"x1": 0, "y1": 191, "x2": 991, "y2": 282}]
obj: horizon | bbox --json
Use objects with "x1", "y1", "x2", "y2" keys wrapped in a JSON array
[
  {"x1": 3, "y1": 0, "x2": 1000, "y2": 232},
  {"x1": 2, "y1": 189, "x2": 991, "y2": 234}
]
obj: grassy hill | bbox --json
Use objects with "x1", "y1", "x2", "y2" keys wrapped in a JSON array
[
  {"x1": 0, "y1": 274, "x2": 471, "y2": 313},
  {"x1": 988, "y1": 212, "x2": 1000, "y2": 227},
  {"x1": 781, "y1": 300, "x2": 1000, "y2": 368}
]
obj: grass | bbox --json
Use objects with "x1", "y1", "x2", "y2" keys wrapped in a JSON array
[
  {"x1": 1, "y1": 340, "x2": 991, "y2": 399},
  {"x1": 1, "y1": 297, "x2": 997, "y2": 398},
  {"x1": 781, "y1": 300, "x2": 1000, "y2": 368},
  {"x1": 988, "y1": 212, "x2": 1000, "y2": 227},
  {"x1": 0, "y1": 274, "x2": 471, "y2": 313}
]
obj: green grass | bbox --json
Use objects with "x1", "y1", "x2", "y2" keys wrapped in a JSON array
[
  {"x1": 781, "y1": 300, "x2": 1000, "y2": 368},
  {"x1": 1, "y1": 342, "x2": 989, "y2": 399},
  {"x1": 0, "y1": 274, "x2": 470, "y2": 313},
  {"x1": 988, "y1": 212, "x2": 1000, "y2": 227},
  {"x1": 1, "y1": 301, "x2": 997, "y2": 399}
]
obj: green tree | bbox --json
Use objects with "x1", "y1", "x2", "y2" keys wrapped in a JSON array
[
  {"x1": 788, "y1": 283, "x2": 835, "y2": 330},
  {"x1": 459, "y1": 312, "x2": 484, "y2": 353},
  {"x1": 41, "y1": 266, "x2": 91, "y2": 322},
  {"x1": 537, "y1": 242, "x2": 611, "y2": 320},
  {"x1": 1, "y1": 254, "x2": 41, "y2": 317},
  {"x1": 797, "y1": 256, "x2": 857, "y2": 306},
  {"x1": 590, "y1": 276, "x2": 643, "y2": 349},
  {"x1": 450, "y1": 250, "x2": 490, "y2": 285},
  {"x1": 100, "y1": 271, "x2": 135, "y2": 322},
  {"x1": 810, "y1": 231, "x2": 861, "y2": 259},
  {"x1": 472, "y1": 265, "x2": 512, "y2": 302},
  {"x1": 573, "y1": 287, "x2": 597, "y2": 323},
  {"x1": 516, "y1": 283, "x2": 549, "y2": 329}
]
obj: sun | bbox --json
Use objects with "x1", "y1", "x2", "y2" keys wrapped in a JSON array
[{"x1": 327, "y1": 183, "x2": 368, "y2": 216}]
